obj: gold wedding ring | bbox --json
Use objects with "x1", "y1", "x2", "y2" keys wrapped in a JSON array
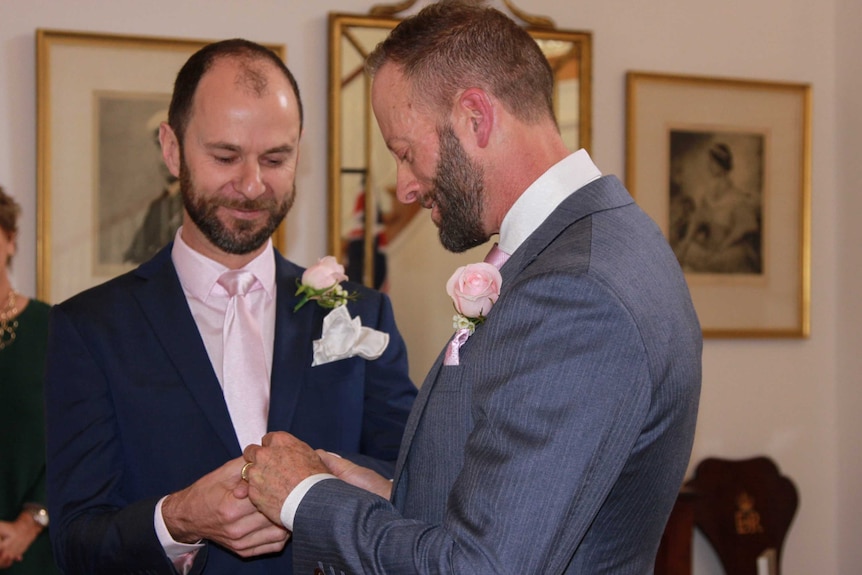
[{"x1": 241, "y1": 461, "x2": 254, "y2": 482}]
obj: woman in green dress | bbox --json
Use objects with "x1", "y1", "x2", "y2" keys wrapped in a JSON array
[{"x1": 0, "y1": 186, "x2": 58, "y2": 574}]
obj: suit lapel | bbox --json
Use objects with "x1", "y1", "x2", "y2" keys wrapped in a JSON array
[
  {"x1": 132, "y1": 246, "x2": 240, "y2": 454},
  {"x1": 267, "y1": 251, "x2": 314, "y2": 433},
  {"x1": 392, "y1": 176, "x2": 634, "y2": 501}
]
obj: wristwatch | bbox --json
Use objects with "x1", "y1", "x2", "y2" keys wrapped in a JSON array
[{"x1": 23, "y1": 504, "x2": 49, "y2": 528}]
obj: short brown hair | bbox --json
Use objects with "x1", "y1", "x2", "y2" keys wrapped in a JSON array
[{"x1": 366, "y1": 0, "x2": 555, "y2": 124}]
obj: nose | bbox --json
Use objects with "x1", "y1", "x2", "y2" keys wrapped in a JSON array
[
  {"x1": 237, "y1": 161, "x2": 266, "y2": 199},
  {"x1": 395, "y1": 167, "x2": 419, "y2": 204}
]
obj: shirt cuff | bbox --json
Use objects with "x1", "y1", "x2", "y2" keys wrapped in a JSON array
[
  {"x1": 280, "y1": 473, "x2": 336, "y2": 531},
  {"x1": 155, "y1": 496, "x2": 204, "y2": 565}
]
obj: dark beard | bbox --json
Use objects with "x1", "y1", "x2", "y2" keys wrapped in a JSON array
[
  {"x1": 431, "y1": 124, "x2": 488, "y2": 253},
  {"x1": 179, "y1": 159, "x2": 292, "y2": 255}
]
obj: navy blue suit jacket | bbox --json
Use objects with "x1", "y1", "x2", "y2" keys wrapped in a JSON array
[{"x1": 44, "y1": 245, "x2": 417, "y2": 575}]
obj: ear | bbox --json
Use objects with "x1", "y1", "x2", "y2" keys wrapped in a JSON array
[
  {"x1": 158, "y1": 122, "x2": 182, "y2": 178},
  {"x1": 456, "y1": 88, "x2": 494, "y2": 148}
]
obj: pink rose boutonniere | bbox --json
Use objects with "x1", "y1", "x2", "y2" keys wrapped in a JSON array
[
  {"x1": 446, "y1": 262, "x2": 503, "y2": 334},
  {"x1": 294, "y1": 256, "x2": 358, "y2": 312}
]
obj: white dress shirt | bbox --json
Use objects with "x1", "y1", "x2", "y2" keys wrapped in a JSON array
[{"x1": 498, "y1": 148, "x2": 602, "y2": 255}]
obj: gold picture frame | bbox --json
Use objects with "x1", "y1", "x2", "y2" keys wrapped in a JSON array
[
  {"x1": 36, "y1": 29, "x2": 286, "y2": 303},
  {"x1": 626, "y1": 71, "x2": 812, "y2": 338}
]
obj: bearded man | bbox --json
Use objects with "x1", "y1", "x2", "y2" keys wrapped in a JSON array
[
  {"x1": 240, "y1": 2, "x2": 702, "y2": 573},
  {"x1": 44, "y1": 39, "x2": 416, "y2": 575}
]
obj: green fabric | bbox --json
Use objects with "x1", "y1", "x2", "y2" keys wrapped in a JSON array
[{"x1": 0, "y1": 299, "x2": 60, "y2": 574}]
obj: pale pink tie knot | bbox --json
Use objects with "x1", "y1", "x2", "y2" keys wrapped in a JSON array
[{"x1": 218, "y1": 269, "x2": 260, "y2": 297}]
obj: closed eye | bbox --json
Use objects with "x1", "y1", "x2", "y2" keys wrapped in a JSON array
[
  {"x1": 390, "y1": 148, "x2": 410, "y2": 164},
  {"x1": 261, "y1": 154, "x2": 289, "y2": 168},
  {"x1": 214, "y1": 154, "x2": 239, "y2": 165}
]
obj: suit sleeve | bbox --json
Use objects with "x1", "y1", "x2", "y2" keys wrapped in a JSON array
[
  {"x1": 291, "y1": 270, "x2": 654, "y2": 574},
  {"x1": 44, "y1": 305, "x2": 188, "y2": 575}
]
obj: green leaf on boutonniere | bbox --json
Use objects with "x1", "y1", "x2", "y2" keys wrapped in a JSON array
[{"x1": 293, "y1": 281, "x2": 358, "y2": 312}]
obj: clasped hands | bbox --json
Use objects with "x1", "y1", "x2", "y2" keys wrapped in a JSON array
[
  {"x1": 162, "y1": 432, "x2": 391, "y2": 560},
  {"x1": 161, "y1": 457, "x2": 288, "y2": 559},
  {"x1": 240, "y1": 432, "x2": 394, "y2": 526}
]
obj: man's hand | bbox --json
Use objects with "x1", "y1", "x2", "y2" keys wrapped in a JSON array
[
  {"x1": 0, "y1": 513, "x2": 41, "y2": 568},
  {"x1": 317, "y1": 450, "x2": 393, "y2": 500},
  {"x1": 241, "y1": 432, "x2": 328, "y2": 525},
  {"x1": 161, "y1": 457, "x2": 289, "y2": 557}
]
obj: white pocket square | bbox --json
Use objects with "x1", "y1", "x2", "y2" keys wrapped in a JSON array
[{"x1": 312, "y1": 305, "x2": 389, "y2": 366}]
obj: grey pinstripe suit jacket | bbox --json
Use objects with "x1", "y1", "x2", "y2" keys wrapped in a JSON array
[{"x1": 293, "y1": 175, "x2": 702, "y2": 574}]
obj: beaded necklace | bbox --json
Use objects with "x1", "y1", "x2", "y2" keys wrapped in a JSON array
[{"x1": 0, "y1": 289, "x2": 18, "y2": 350}]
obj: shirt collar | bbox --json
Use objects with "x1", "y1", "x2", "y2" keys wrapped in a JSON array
[
  {"x1": 171, "y1": 227, "x2": 276, "y2": 303},
  {"x1": 498, "y1": 149, "x2": 602, "y2": 255}
]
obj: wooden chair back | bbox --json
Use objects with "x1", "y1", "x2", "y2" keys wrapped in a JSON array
[{"x1": 685, "y1": 456, "x2": 798, "y2": 575}]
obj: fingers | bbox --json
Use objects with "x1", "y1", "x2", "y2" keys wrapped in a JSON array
[
  {"x1": 244, "y1": 431, "x2": 292, "y2": 461},
  {"x1": 0, "y1": 542, "x2": 12, "y2": 569},
  {"x1": 229, "y1": 522, "x2": 291, "y2": 555},
  {"x1": 260, "y1": 430, "x2": 289, "y2": 447},
  {"x1": 317, "y1": 450, "x2": 349, "y2": 474},
  {"x1": 191, "y1": 489, "x2": 288, "y2": 556},
  {"x1": 316, "y1": 450, "x2": 392, "y2": 499},
  {"x1": 0, "y1": 549, "x2": 23, "y2": 566},
  {"x1": 163, "y1": 459, "x2": 274, "y2": 545},
  {"x1": 233, "y1": 479, "x2": 250, "y2": 499},
  {"x1": 234, "y1": 530, "x2": 292, "y2": 558},
  {"x1": 0, "y1": 521, "x2": 32, "y2": 566},
  {"x1": 219, "y1": 505, "x2": 286, "y2": 544},
  {"x1": 243, "y1": 444, "x2": 260, "y2": 464},
  {"x1": 220, "y1": 457, "x2": 249, "y2": 486},
  {"x1": 217, "y1": 491, "x2": 262, "y2": 525}
]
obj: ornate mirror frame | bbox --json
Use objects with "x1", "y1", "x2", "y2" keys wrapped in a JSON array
[{"x1": 327, "y1": 3, "x2": 592, "y2": 383}]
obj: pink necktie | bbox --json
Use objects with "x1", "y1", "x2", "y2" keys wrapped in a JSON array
[
  {"x1": 484, "y1": 243, "x2": 511, "y2": 269},
  {"x1": 218, "y1": 270, "x2": 270, "y2": 449},
  {"x1": 444, "y1": 243, "x2": 510, "y2": 366}
]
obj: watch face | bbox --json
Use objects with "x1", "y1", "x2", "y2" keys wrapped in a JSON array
[{"x1": 30, "y1": 508, "x2": 49, "y2": 527}]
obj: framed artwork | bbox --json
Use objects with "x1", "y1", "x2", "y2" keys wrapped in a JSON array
[
  {"x1": 36, "y1": 29, "x2": 286, "y2": 303},
  {"x1": 625, "y1": 71, "x2": 812, "y2": 337}
]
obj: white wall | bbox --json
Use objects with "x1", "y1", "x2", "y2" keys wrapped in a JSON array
[
  {"x1": 0, "y1": 1, "x2": 857, "y2": 573},
  {"x1": 835, "y1": 0, "x2": 862, "y2": 571}
]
